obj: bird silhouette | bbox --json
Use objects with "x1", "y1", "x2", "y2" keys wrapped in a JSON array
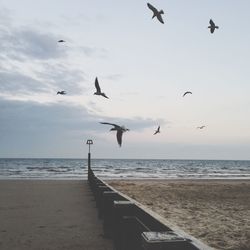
[
  {"x1": 154, "y1": 126, "x2": 160, "y2": 135},
  {"x1": 197, "y1": 126, "x2": 206, "y2": 129},
  {"x1": 183, "y1": 91, "x2": 192, "y2": 97},
  {"x1": 208, "y1": 19, "x2": 219, "y2": 34},
  {"x1": 94, "y1": 77, "x2": 109, "y2": 99},
  {"x1": 58, "y1": 40, "x2": 66, "y2": 43},
  {"x1": 100, "y1": 122, "x2": 129, "y2": 147},
  {"x1": 57, "y1": 91, "x2": 66, "y2": 95},
  {"x1": 147, "y1": 3, "x2": 164, "y2": 24}
]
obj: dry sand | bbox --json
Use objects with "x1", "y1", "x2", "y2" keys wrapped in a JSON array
[
  {"x1": 0, "y1": 180, "x2": 112, "y2": 250},
  {"x1": 108, "y1": 179, "x2": 250, "y2": 250}
]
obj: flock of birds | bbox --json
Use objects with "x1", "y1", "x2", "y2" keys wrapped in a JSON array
[{"x1": 56, "y1": 3, "x2": 216, "y2": 147}]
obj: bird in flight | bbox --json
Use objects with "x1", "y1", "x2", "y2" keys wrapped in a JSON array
[
  {"x1": 94, "y1": 77, "x2": 109, "y2": 99},
  {"x1": 183, "y1": 91, "x2": 192, "y2": 97},
  {"x1": 197, "y1": 126, "x2": 206, "y2": 129},
  {"x1": 100, "y1": 122, "x2": 129, "y2": 147},
  {"x1": 58, "y1": 40, "x2": 66, "y2": 43},
  {"x1": 208, "y1": 19, "x2": 219, "y2": 34},
  {"x1": 57, "y1": 91, "x2": 66, "y2": 95},
  {"x1": 154, "y1": 126, "x2": 160, "y2": 135},
  {"x1": 147, "y1": 3, "x2": 164, "y2": 24}
]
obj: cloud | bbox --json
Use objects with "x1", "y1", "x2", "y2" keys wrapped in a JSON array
[
  {"x1": 104, "y1": 74, "x2": 123, "y2": 81},
  {"x1": 0, "y1": 99, "x2": 97, "y2": 140},
  {"x1": 0, "y1": 7, "x2": 68, "y2": 61},
  {"x1": 0, "y1": 26, "x2": 68, "y2": 61},
  {"x1": 0, "y1": 99, "x2": 95, "y2": 157},
  {"x1": 0, "y1": 70, "x2": 46, "y2": 94},
  {"x1": 78, "y1": 46, "x2": 107, "y2": 58},
  {"x1": 0, "y1": 99, "x2": 160, "y2": 137},
  {"x1": 0, "y1": 12, "x2": 107, "y2": 61},
  {"x1": 0, "y1": 62, "x2": 87, "y2": 98},
  {"x1": 0, "y1": 8, "x2": 106, "y2": 101},
  {"x1": 0, "y1": 7, "x2": 12, "y2": 26},
  {"x1": 0, "y1": 98, "x2": 162, "y2": 157},
  {"x1": 33, "y1": 62, "x2": 86, "y2": 95}
]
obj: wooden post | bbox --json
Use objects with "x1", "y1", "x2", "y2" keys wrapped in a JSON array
[
  {"x1": 86, "y1": 139, "x2": 93, "y2": 181},
  {"x1": 88, "y1": 152, "x2": 91, "y2": 181},
  {"x1": 113, "y1": 201, "x2": 135, "y2": 250}
]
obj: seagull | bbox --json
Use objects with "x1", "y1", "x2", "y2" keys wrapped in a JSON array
[
  {"x1": 58, "y1": 40, "x2": 66, "y2": 43},
  {"x1": 100, "y1": 122, "x2": 129, "y2": 147},
  {"x1": 57, "y1": 91, "x2": 66, "y2": 95},
  {"x1": 94, "y1": 77, "x2": 109, "y2": 99},
  {"x1": 183, "y1": 91, "x2": 192, "y2": 97},
  {"x1": 147, "y1": 3, "x2": 164, "y2": 24},
  {"x1": 154, "y1": 126, "x2": 160, "y2": 135},
  {"x1": 208, "y1": 19, "x2": 219, "y2": 34},
  {"x1": 197, "y1": 126, "x2": 206, "y2": 129}
]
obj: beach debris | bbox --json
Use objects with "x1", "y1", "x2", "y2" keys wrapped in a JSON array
[
  {"x1": 94, "y1": 77, "x2": 109, "y2": 99},
  {"x1": 208, "y1": 19, "x2": 219, "y2": 34},
  {"x1": 100, "y1": 122, "x2": 129, "y2": 147},
  {"x1": 197, "y1": 125, "x2": 206, "y2": 129},
  {"x1": 154, "y1": 126, "x2": 160, "y2": 135},
  {"x1": 57, "y1": 91, "x2": 66, "y2": 95},
  {"x1": 147, "y1": 3, "x2": 164, "y2": 24},
  {"x1": 183, "y1": 91, "x2": 192, "y2": 97}
]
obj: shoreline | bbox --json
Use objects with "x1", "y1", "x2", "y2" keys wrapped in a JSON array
[{"x1": 0, "y1": 177, "x2": 250, "y2": 180}]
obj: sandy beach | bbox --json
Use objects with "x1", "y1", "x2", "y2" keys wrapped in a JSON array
[
  {"x1": 108, "y1": 179, "x2": 250, "y2": 250},
  {"x1": 0, "y1": 180, "x2": 112, "y2": 250}
]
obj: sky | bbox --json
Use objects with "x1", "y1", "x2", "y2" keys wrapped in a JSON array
[{"x1": 0, "y1": 0, "x2": 250, "y2": 160}]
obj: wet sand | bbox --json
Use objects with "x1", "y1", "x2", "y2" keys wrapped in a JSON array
[
  {"x1": 108, "y1": 179, "x2": 250, "y2": 250},
  {"x1": 0, "y1": 180, "x2": 112, "y2": 250}
]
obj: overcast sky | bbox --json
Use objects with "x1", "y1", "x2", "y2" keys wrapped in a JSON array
[{"x1": 0, "y1": 1, "x2": 250, "y2": 160}]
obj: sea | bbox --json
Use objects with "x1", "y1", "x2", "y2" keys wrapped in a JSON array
[{"x1": 0, "y1": 158, "x2": 249, "y2": 180}]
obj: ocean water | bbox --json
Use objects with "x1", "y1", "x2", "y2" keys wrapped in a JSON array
[{"x1": 0, "y1": 158, "x2": 249, "y2": 179}]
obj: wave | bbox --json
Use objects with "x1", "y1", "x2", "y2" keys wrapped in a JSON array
[{"x1": 0, "y1": 159, "x2": 250, "y2": 180}]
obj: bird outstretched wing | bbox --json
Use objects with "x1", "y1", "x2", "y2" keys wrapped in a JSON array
[
  {"x1": 116, "y1": 130, "x2": 123, "y2": 147},
  {"x1": 95, "y1": 77, "x2": 101, "y2": 92},
  {"x1": 57, "y1": 91, "x2": 66, "y2": 95},
  {"x1": 197, "y1": 126, "x2": 205, "y2": 129},
  {"x1": 157, "y1": 15, "x2": 164, "y2": 24},
  {"x1": 100, "y1": 122, "x2": 120, "y2": 129},
  {"x1": 209, "y1": 19, "x2": 215, "y2": 26},
  {"x1": 154, "y1": 126, "x2": 160, "y2": 134},
  {"x1": 101, "y1": 93, "x2": 109, "y2": 99},
  {"x1": 147, "y1": 3, "x2": 157, "y2": 13},
  {"x1": 183, "y1": 91, "x2": 192, "y2": 97}
]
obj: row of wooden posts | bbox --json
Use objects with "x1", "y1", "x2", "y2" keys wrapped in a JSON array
[{"x1": 87, "y1": 167, "x2": 213, "y2": 250}]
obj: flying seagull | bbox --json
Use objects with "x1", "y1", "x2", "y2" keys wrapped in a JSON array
[
  {"x1": 94, "y1": 77, "x2": 109, "y2": 99},
  {"x1": 57, "y1": 91, "x2": 66, "y2": 95},
  {"x1": 154, "y1": 126, "x2": 160, "y2": 135},
  {"x1": 183, "y1": 91, "x2": 192, "y2": 97},
  {"x1": 208, "y1": 19, "x2": 219, "y2": 34},
  {"x1": 197, "y1": 126, "x2": 206, "y2": 129},
  {"x1": 147, "y1": 3, "x2": 164, "y2": 24},
  {"x1": 58, "y1": 40, "x2": 66, "y2": 43},
  {"x1": 100, "y1": 122, "x2": 129, "y2": 147}
]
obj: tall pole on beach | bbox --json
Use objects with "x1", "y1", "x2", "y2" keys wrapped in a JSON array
[{"x1": 86, "y1": 139, "x2": 93, "y2": 180}]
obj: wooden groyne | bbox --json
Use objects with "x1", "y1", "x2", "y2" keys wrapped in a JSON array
[{"x1": 88, "y1": 167, "x2": 213, "y2": 250}]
